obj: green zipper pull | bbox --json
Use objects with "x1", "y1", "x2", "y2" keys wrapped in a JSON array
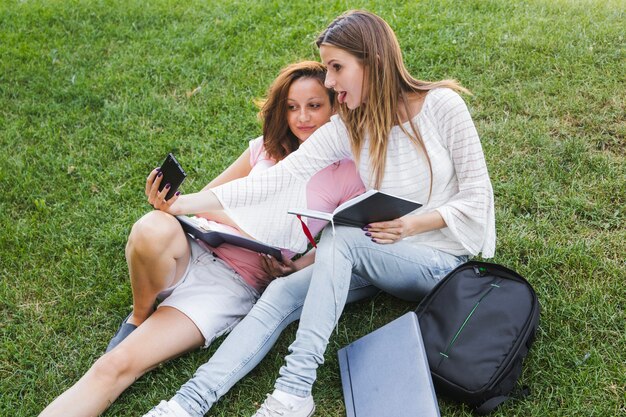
[{"x1": 473, "y1": 266, "x2": 488, "y2": 276}]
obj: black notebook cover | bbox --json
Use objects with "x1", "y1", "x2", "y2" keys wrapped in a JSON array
[
  {"x1": 176, "y1": 215, "x2": 282, "y2": 259},
  {"x1": 338, "y1": 312, "x2": 440, "y2": 417},
  {"x1": 334, "y1": 191, "x2": 421, "y2": 227},
  {"x1": 288, "y1": 190, "x2": 422, "y2": 228}
]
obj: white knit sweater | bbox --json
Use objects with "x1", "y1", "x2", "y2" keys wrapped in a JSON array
[{"x1": 213, "y1": 88, "x2": 495, "y2": 257}]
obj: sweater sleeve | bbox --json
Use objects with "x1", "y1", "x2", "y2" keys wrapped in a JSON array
[
  {"x1": 432, "y1": 89, "x2": 496, "y2": 258},
  {"x1": 212, "y1": 117, "x2": 352, "y2": 253}
]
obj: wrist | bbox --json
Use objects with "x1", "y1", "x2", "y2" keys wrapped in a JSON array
[
  {"x1": 169, "y1": 197, "x2": 185, "y2": 216},
  {"x1": 290, "y1": 260, "x2": 303, "y2": 273},
  {"x1": 405, "y1": 211, "x2": 446, "y2": 236},
  {"x1": 405, "y1": 215, "x2": 423, "y2": 236}
]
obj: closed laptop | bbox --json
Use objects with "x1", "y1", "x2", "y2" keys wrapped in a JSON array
[{"x1": 338, "y1": 312, "x2": 440, "y2": 417}]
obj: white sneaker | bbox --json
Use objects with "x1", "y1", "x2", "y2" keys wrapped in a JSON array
[
  {"x1": 252, "y1": 393, "x2": 315, "y2": 417},
  {"x1": 142, "y1": 400, "x2": 192, "y2": 417}
]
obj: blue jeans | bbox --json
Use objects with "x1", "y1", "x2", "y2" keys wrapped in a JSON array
[
  {"x1": 173, "y1": 225, "x2": 465, "y2": 414},
  {"x1": 274, "y1": 225, "x2": 466, "y2": 397},
  {"x1": 172, "y1": 263, "x2": 378, "y2": 416}
]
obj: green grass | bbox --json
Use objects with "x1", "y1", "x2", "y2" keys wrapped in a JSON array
[{"x1": 1, "y1": 0, "x2": 624, "y2": 415}]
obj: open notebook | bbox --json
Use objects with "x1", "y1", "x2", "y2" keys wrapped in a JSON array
[
  {"x1": 289, "y1": 189, "x2": 421, "y2": 228},
  {"x1": 176, "y1": 215, "x2": 282, "y2": 259}
]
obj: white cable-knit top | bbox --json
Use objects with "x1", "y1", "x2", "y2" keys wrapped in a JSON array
[{"x1": 213, "y1": 88, "x2": 495, "y2": 257}]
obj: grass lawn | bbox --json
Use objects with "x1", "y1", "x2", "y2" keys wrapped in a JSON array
[{"x1": 1, "y1": 0, "x2": 624, "y2": 416}]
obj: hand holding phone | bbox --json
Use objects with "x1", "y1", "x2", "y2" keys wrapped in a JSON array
[{"x1": 157, "y1": 153, "x2": 187, "y2": 200}]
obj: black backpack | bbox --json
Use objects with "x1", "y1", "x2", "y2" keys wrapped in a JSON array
[{"x1": 415, "y1": 261, "x2": 540, "y2": 414}]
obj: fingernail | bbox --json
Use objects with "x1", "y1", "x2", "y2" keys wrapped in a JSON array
[
  {"x1": 175, "y1": 191, "x2": 181, "y2": 196},
  {"x1": 158, "y1": 172, "x2": 163, "y2": 177},
  {"x1": 365, "y1": 232, "x2": 371, "y2": 237},
  {"x1": 165, "y1": 183, "x2": 171, "y2": 189},
  {"x1": 362, "y1": 226, "x2": 369, "y2": 231},
  {"x1": 371, "y1": 238, "x2": 377, "y2": 243},
  {"x1": 156, "y1": 167, "x2": 161, "y2": 172}
]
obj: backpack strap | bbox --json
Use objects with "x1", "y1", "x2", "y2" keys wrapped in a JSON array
[
  {"x1": 475, "y1": 386, "x2": 530, "y2": 415},
  {"x1": 475, "y1": 396, "x2": 509, "y2": 415}
]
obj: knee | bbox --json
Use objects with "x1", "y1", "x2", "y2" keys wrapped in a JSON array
[
  {"x1": 255, "y1": 279, "x2": 304, "y2": 320},
  {"x1": 318, "y1": 225, "x2": 362, "y2": 257},
  {"x1": 263, "y1": 278, "x2": 293, "y2": 303},
  {"x1": 90, "y1": 347, "x2": 137, "y2": 385},
  {"x1": 127, "y1": 211, "x2": 180, "y2": 258}
]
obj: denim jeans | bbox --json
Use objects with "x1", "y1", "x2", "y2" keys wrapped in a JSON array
[
  {"x1": 172, "y1": 262, "x2": 378, "y2": 416},
  {"x1": 274, "y1": 225, "x2": 467, "y2": 397}
]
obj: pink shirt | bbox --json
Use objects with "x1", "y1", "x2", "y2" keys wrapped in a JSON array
[{"x1": 209, "y1": 137, "x2": 364, "y2": 292}]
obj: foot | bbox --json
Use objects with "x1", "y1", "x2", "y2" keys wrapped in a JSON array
[
  {"x1": 252, "y1": 394, "x2": 315, "y2": 417},
  {"x1": 105, "y1": 312, "x2": 137, "y2": 352},
  {"x1": 142, "y1": 400, "x2": 192, "y2": 417}
]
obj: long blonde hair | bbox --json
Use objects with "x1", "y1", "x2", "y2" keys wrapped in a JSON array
[{"x1": 316, "y1": 10, "x2": 469, "y2": 192}]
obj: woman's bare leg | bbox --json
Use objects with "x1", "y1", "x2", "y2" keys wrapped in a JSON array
[
  {"x1": 41, "y1": 211, "x2": 198, "y2": 416},
  {"x1": 39, "y1": 307, "x2": 204, "y2": 417},
  {"x1": 125, "y1": 210, "x2": 190, "y2": 325}
]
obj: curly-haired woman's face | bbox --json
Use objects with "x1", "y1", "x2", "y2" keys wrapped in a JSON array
[{"x1": 287, "y1": 77, "x2": 333, "y2": 143}]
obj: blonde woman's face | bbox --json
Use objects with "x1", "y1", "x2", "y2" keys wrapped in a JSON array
[
  {"x1": 287, "y1": 77, "x2": 333, "y2": 143},
  {"x1": 320, "y1": 44, "x2": 366, "y2": 110}
]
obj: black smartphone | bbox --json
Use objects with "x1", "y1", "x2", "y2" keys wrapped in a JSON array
[{"x1": 158, "y1": 153, "x2": 187, "y2": 200}]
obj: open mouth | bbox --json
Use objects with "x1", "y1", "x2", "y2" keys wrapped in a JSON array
[{"x1": 337, "y1": 91, "x2": 347, "y2": 104}]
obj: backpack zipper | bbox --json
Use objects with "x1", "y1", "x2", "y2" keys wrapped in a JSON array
[{"x1": 437, "y1": 281, "x2": 501, "y2": 368}]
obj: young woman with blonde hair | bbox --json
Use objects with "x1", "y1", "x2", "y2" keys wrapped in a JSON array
[
  {"x1": 143, "y1": 10, "x2": 495, "y2": 417},
  {"x1": 39, "y1": 61, "x2": 376, "y2": 417}
]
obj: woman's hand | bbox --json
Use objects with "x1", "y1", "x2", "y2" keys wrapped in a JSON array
[
  {"x1": 260, "y1": 254, "x2": 298, "y2": 278},
  {"x1": 145, "y1": 168, "x2": 181, "y2": 214},
  {"x1": 364, "y1": 212, "x2": 447, "y2": 244},
  {"x1": 364, "y1": 216, "x2": 413, "y2": 244}
]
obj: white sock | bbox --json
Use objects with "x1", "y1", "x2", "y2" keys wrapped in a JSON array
[
  {"x1": 271, "y1": 389, "x2": 312, "y2": 410},
  {"x1": 167, "y1": 399, "x2": 192, "y2": 417}
]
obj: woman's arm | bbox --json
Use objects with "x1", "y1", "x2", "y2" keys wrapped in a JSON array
[
  {"x1": 146, "y1": 168, "x2": 224, "y2": 215},
  {"x1": 206, "y1": 120, "x2": 352, "y2": 253},
  {"x1": 364, "y1": 89, "x2": 495, "y2": 247},
  {"x1": 147, "y1": 149, "x2": 254, "y2": 218},
  {"x1": 365, "y1": 211, "x2": 447, "y2": 244},
  {"x1": 260, "y1": 249, "x2": 317, "y2": 278},
  {"x1": 431, "y1": 90, "x2": 496, "y2": 257},
  {"x1": 201, "y1": 149, "x2": 253, "y2": 191},
  {"x1": 369, "y1": 90, "x2": 495, "y2": 252},
  {"x1": 156, "y1": 189, "x2": 223, "y2": 216},
  {"x1": 195, "y1": 149, "x2": 253, "y2": 222},
  {"x1": 212, "y1": 118, "x2": 351, "y2": 210}
]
